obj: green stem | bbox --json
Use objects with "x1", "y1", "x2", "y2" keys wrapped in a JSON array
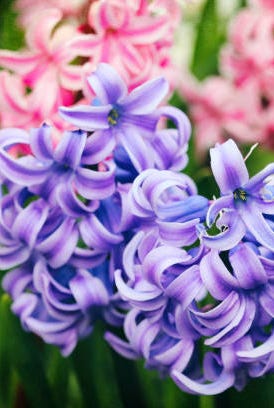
[{"x1": 200, "y1": 395, "x2": 215, "y2": 408}]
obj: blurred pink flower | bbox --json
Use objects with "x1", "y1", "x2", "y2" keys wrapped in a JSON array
[
  {"x1": 0, "y1": 8, "x2": 85, "y2": 93},
  {"x1": 249, "y1": 0, "x2": 274, "y2": 8},
  {"x1": 69, "y1": 0, "x2": 179, "y2": 90},
  {"x1": 0, "y1": 0, "x2": 181, "y2": 138},
  {"x1": 220, "y1": 8, "x2": 274, "y2": 91},
  {"x1": 15, "y1": 0, "x2": 89, "y2": 27},
  {"x1": 0, "y1": 71, "x2": 75, "y2": 145},
  {"x1": 181, "y1": 75, "x2": 248, "y2": 155},
  {"x1": 181, "y1": 0, "x2": 274, "y2": 153}
]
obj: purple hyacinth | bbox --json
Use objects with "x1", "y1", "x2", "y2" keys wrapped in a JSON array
[
  {"x1": 192, "y1": 243, "x2": 273, "y2": 347},
  {"x1": 129, "y1": 168, "x2": 208, "y2": 246},
  {"x1": 0, "y1": 125, "x2": 116, "y2": 214},
  {"x1": 105, "y1": 231, "x2": 205, "y2": 376},
  {"x1": 59, "y1": 63, "x2": 191, "y2": 173},
  {"x1": 3, "y1": 258, "x2": 123, "y2": 356},
  {"x1": 0, "y1": 121, "x2": 126, "y2": 353},
  {"x1": 201, "y1": 139, "x2": 274, "y2": 250},
  {"x1": 0, "y1": 61, "x2": 273, "y2": 398}
]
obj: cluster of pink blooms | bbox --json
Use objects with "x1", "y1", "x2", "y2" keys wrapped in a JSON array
[
  {"x1": 0, "y1": 0, "x2": 181, "y2": 141},
  {"x1": 181, "y1": 0, "x2": 274, "y2": 155}
]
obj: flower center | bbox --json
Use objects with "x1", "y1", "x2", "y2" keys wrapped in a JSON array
[
  {"x1": 233, "y1": 188, "x2": 247, "y2": 202},
  {"x1": 108, "y1": 108, "x2": 119, "y2": 126}
]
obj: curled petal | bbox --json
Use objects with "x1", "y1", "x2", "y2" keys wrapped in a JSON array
[
  {"x1": 70, "y1": 270, "x2": 109, "y2": 312},
  {"x1": 237, "y1": 333, "x2": 274, "y2": 361},
  {"x1": 229, "y1": 244, "x2": 268, "y2": 289},
  {"x1": 104, "y1": 332, "x2": 138, "y2": 360},
  {"x1": 36, "y1": 218, "x2": 78, "y2": 268},
  {"x1": 0, "y1": 245, "x2": 30, "y2": 269},
  {"x1": 11, "y1": 293, "x2": 37, "y2": 327},
  {"x1": 206, "y1": 195, "x2": 234, "y2": 226},
  {"x1": 81, "y1": 130, "x2": 116, "y2": 165},
  {"x1": 165, "y1": 265, "x2": 203, "y2": 309},
  {"x1": 75, "y1": 163, "x2": 115, "y2": 200},
  {"x1": 125, "y1": 312, "x2": 160, "y2": 359},
  {"x1": 171, "y1": 370, "x2": 235, "y2": 395},
  {"x1": 201, "y1": 211, "x2": 246, "y2": 251},
  {"x1": 68, "y1": 34, "x2": 102, "y2": 57},
  {"x1": 11, "y1": 199, "x2": 49, "y2": 248},
  {"x1": 59, "y1": 64, "x2": 84, "y2": 91},
  {"x1": 80, "y1": 214, "x2": 123, "y2": 250},
  {"x1": 69, "y1": 248, "x2": 106, "y2": 269},
  {"x1": 205, "y1": 296, "x2": 256, "y2": 347},
  {"x1": 114, "y1": 269, "x2": 164, "y2": 311},
  {"x1": 56, "y1": 183, "x2": 99, "y2": 217},
  {"x1": 154, "y1": 339, "x2": 194, "y2": 372},
  {"x1": 0, "y1": 150, "x2": 49, "y2": 185},
  {"x1": 29, "y1": 125, "x2": 54, "y2": 161},
  {"x1": 0, "y1": 128, "x2": 29, "y2": 148},
  {"x1": 54, "y1": 130, "x2": 87, "y2": 169},
  {"x1": 124, "y1": 16, "x2": 169, "y2": 44},
  {"x1": 259, "y1": 287, "x2": 274, "y2": 317},
  {"x1": 130, "y1": 169, "x2": 198, "y2": 219},
  {"x1": 157, "y1": 106, "x2": 191, "y2": 145},
  {"x1": 191, "y1": 292, "x2": 241, "y2": 330},
  {"x1": 240, "y1": 202, "x2": 274, "y2": 250},
  {"x1": 2, "y1": 264, "x2": 32, "y2": 298},
  {"x1": 157, "y1": 195, "x2": 208, "y2": 222},
  {"x1": 200, "y1": 250, "x2": 238, "y2": 300},
  {"x1": 158, "y1": 219, "x2": 199, "y2": 247},
  {"x1": 143, "y1": 245, "x2": 190, "y2": 288},
  {"x1": 122, "y1": 231, "x2": 145, "y2": 280}
]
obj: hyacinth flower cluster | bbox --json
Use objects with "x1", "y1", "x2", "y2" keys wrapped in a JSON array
[
  {"x1": 0, "y1": 0, "x2": 181, "y2": 139},
  {"x1": 0, "y1": 63, "x2": 273, "y2": 396},
  {"x1": 180, "y1": 0, "x2": 274, "y2": 154}
]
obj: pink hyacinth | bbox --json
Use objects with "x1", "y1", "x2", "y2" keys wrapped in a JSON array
[
  {"x1": 0, "y1": 8, "x2": 87, "y2": 138},
  {"x1": 15, "y1": 0, "x2": 89, "y2": 27},
  {"x1": 0, "y1": 8, "x2": 84, "y2": 93},
  {"x1": 0, "y1": 70, "x2": 76, "y2": 132},
  {"x1": 181, "y1": 0, "x2": 274, "y2": 153},
  {"x1": 0, "y1": 1, "x2": 181, "y2": 135},
  {"x1": 220, "y1": 8, "x2": 274, "y2": 90},
  {"x1": 69, "y1": 0, "x2": 180, "y2": 90},
  {"x1": 249, "y1": 0, "x2": 274, "y2": 8},
  {"x1": 180, "y1": 75, "x2": 253, "y2": 155}
]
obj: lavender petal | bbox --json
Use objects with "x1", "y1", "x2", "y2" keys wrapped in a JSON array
[
  {"x1": 29, "y1": 125, "x2": 54, "y2": 161},
  {"x1": 121, "y1": 77, "x2": 168, "y2": 114},
  {"x1": 87, "y1": 63, "x2": 127, "y2": 104},
  {"x1": 59, "y1": 105, "x2": 111, "y2": 131},
  {"x1": 210, "y1": 139, "x2": 249, "y2": 194}
]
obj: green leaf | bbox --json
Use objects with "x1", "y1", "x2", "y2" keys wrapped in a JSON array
[
  {"x1": 0, "y1": 294, "x2": 56, "y2": 408},
  {"x1": 46, "y1": 346, "x2": 70, "y2": 408},
  {"x1": 0, "y1": 294, "x2": 13, "y2": 407},
  {"x1": 70, "y1": 326, "x2": 123, "y2": 408},
  {"x1": 191, "y1": 0, "x2": 225, "y2": 80},
  {"x1": 243, "y1": 145, "x2": 274, "y2": 177},
  {"x1": 135, "y1": 361, "x2": 199, "y2": 408},
  {"x1": 0, "y1": 0, "x2": 24, "y2": 50},
  {"x1": 199, "y1": 395, "x2": 215, "y2": 408},
  {"x1": 111, "y1": 352, "x2": 150, "y2": 408},
  {"x1": 217, "y1": 375, "x2": 274, "y2": 408}
]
